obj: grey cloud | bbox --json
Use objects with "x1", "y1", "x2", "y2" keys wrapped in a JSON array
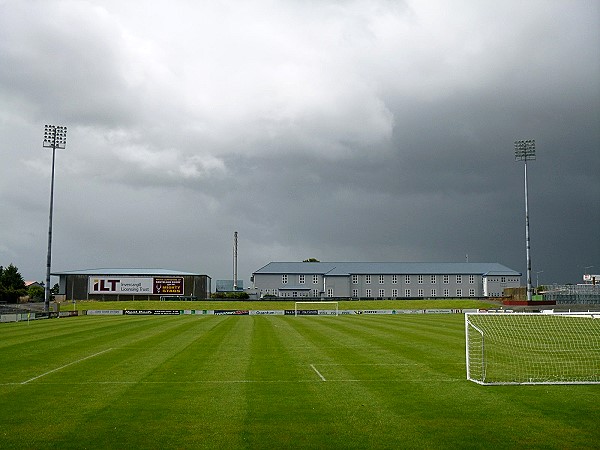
[{"x1": 0, "y1": 0, "x2": 598, "y2": 286}]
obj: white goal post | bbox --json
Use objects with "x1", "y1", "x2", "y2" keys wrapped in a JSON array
[
  {"x1": 294, "y1": 301, "x2": 339, "y2": 317},
  {"x1": 465, "y1": 312, "x2": 600, "y2": 385}
]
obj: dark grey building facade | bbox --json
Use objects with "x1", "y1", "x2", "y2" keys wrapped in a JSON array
[{"x1": 53, "y1": 268, "x2": 211, "y2": 301}]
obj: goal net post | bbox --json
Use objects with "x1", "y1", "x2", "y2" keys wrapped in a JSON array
[
  {"x1": 294, "y1": 301, "x2": 339, "y2": 317},
  {"x1": 465, "y1": 312, "x2": 600, "y2": 385}
]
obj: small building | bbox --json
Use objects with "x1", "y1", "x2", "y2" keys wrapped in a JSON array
[
  {"x1": 252, "y1": 262, "x2": 521, "y2": 299},
  {"x1": 215, "y1": 280, "x2": 245, "y2": 293},
  {"x1": 52, "y1": 268, "x2": 211, "y2": 301}
]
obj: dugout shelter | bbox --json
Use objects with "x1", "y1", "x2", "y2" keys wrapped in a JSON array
[{"x1": 53, "y1": 268, "x2": 211, "y2": 301}]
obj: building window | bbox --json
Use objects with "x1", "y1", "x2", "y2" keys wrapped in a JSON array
[
  {"x1": 379, "y1": 289, "x2": 385, "y2": 297},
  {"x1": 469, "y1": 275, "x2": 475, "y2": 284},
  {"x1": 313, "y1": 275, "x2": 319, "y2": 284},
  {"x1": 444, "y1": 289, "x2": 450, "y2": 297},
  {"x1": 282, "y1": 274, "x2": 288, "y2": 284},
  {"x1": 352, "y1": 289, "x2": 358, "y2": 297},
  {"x1": 431, "y1": 289, "x2": 437, "y2": 296},
  {"x1": 431, "y1": 275, "x2": 436, "y2": 284},
  {"x1": 405, "y1": 289, "x2": 411, "y2": 297},
  {"x1": 365, "y1": 275, "x2": 371, "y2": 284},
  {"x1": 392, "y1": 289, "x2": 398, "y2": 297},
  {"x1": 443, "y1": 275, "x2": 449, "y2": 284},
  {"x1": 379, "y1": 275, "x2": 385, "y2": 284},
  {"x1": 327, "y1": 288, "x2": 333, "y2": 297},
  {"x1": 501, "y1": 276, "x2": 506, "y2": 283},
  {"x1": 469, "y1": 289, "x2": 475, "y2": 297},
  {"x1": 392, "y1": 275, "x2": 397, "y2": 284},
  {"x1": 418, "y1": 289, "x2": 424, "y2": 297},
  {"x1": 366, "y1": 289, "x2": 372, "y2": 297},
  {"x1": 293, "y1": 291, "x2": 298, "y2": 297},
  {"x1": 418, "y1": 275, "x2": 423, "y2": 284},
  {"x1": 456, "y1": 289, "x2": 463, "y2": 297},
  {"x1": 299, "y1": 275, "x2": 305, "y2": 284},
  {"x1": 456, "y1": 275, "x2": 462, "y2": 284},
  {"x1": 313, "y1": 289, "x2": 319, "y2": 297},
  {"x1": 352, "y1": 274, "x2": 358, "y2": 284},
  {"x1": 405, "y1": 275, "x2": 411, "y2": 284}
]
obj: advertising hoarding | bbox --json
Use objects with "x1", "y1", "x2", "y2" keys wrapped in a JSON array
[{"x1": 89, "y1": 277, "x2": 184, "y2": 295}]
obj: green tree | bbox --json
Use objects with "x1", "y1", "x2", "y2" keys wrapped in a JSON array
[
  {"x1": 0, "y1": 264, "x2": 27, "y2": 303},
  {"x1": 28, "y1": 284, "x2": 45, "y2": 302},
  {"x1": 303, "y1": 258, "x2": 320, "y2": 262}
]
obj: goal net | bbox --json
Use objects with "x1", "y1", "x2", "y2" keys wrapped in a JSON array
[
  {"x1": 294, "y1": 301, "x2": 339, "y2": 317},
  {"x1": 465, "y1": 312, "x2": 600, "y2": 385}
]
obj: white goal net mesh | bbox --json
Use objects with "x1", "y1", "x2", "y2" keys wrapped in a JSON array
[{"x1": 465, "y1": 312, "x2": 600, "y2": 385}]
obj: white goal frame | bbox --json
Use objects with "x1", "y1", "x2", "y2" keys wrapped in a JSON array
[
  {"x1": 465, "y1": 312, "x2": 600, "y2": 385},
  {"x1": 294, "y1": 301, "x2": 339, "y2": 317}
]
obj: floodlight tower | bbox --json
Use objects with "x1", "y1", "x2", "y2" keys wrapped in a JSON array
[
  {"x1": 514, "y1": 139, "x2": 535, "y2": 301},
  {"x1": 43, "y1": 125, "x2": 67, "y2": 312}
]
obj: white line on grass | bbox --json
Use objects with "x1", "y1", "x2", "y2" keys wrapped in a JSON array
[
  {"x1": 316, "y1": 362, "x2": 465, "y2": 367},
  {"x1": 21, "y1": 348, "x2": 113, "y2": 385},
  {"x1": 318, "y1": 363, "x2": 421, "y2": 366},
  {"x1": 310, "y1": 364, "x2": 326, "y2": 381},
  {"x1": 3, "y1": 378, "x2": 462, "y2": 386}
]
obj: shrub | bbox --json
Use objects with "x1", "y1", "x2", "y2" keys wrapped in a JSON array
[{"x1": 28, "y1": 285, "x2": 45, "y2": 302}]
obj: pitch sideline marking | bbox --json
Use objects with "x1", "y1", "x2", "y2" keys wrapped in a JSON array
[
  {"x1": 21, "y1": 348, "x2": 114, "y2": 385},
  {"x1": 310, "y1": 364, "x2": 326, "y2": 382},
  {"x1": 317, "y1": 362, "x2": 464, "y2": 366},
  {"x1": 2, "y1": 378, "x2": 462, "y2": 386}
]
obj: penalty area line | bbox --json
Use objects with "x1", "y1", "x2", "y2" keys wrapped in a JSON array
[
  {"x1": 310, "y1": 364, "x2": 326, "y2": 382},
  {"x1": 21, "y1": 348, "x2": 114, "y2": 385}
]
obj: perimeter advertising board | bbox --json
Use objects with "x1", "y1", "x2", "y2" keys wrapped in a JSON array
[{"x1": 89, "y1": 277, "x2": 184, "y2": 295}]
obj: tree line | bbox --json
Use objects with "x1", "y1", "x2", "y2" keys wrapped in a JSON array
[{"x1": 0, "y1": 264, "x2": 57, "y2": 303}]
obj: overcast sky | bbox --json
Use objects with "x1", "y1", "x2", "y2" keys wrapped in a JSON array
[{"x1": 1, "y1": 0, "x2": 598, "y2": 288}]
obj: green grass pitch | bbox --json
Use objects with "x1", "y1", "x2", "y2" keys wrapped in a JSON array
[{"x1": 1, "y1": 314, "x2": 598, "y2": 449}]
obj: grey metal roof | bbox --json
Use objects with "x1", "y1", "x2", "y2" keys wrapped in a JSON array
[
  {"x1": 52, "y1": 268, "x2": 203, "y2": 276},
  {"x1": 254, "y1": 262, "x2": 520, "y2": 276}
]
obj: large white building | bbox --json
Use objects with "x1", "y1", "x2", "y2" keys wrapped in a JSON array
[{"x1": 252, "y1": 262, "x2": 521, "y2": 299}]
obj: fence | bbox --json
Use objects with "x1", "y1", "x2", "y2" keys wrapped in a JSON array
[{"x1": 543, "y1": 285, "x2": 600, "y2": 304}]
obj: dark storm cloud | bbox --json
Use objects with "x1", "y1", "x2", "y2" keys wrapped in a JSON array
[{"x1": 0, "y1": 0, "x2": 598, "y2": 286}]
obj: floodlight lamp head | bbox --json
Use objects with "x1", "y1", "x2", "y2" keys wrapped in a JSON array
[
  {"x1": 43, "y1": 124, "x2": 67, "y2": 149},
  {"x1": 514, "y1": 139, "x2": 536, "y2": 161}
]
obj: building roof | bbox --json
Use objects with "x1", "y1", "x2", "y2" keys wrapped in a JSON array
[
  {"x1": 253, "y1": 262, "x2": 520, "y2": 277},
  {"x1": 51, "y1": 268, "x2": 204, "y2": 276}
]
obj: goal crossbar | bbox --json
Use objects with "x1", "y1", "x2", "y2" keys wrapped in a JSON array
[
  {"x1": 294, "y1": 301, "x2": 339, "y2": 317},
  {"x1": 465, "y1": 312, "x2": 600, "y2": 385}
]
